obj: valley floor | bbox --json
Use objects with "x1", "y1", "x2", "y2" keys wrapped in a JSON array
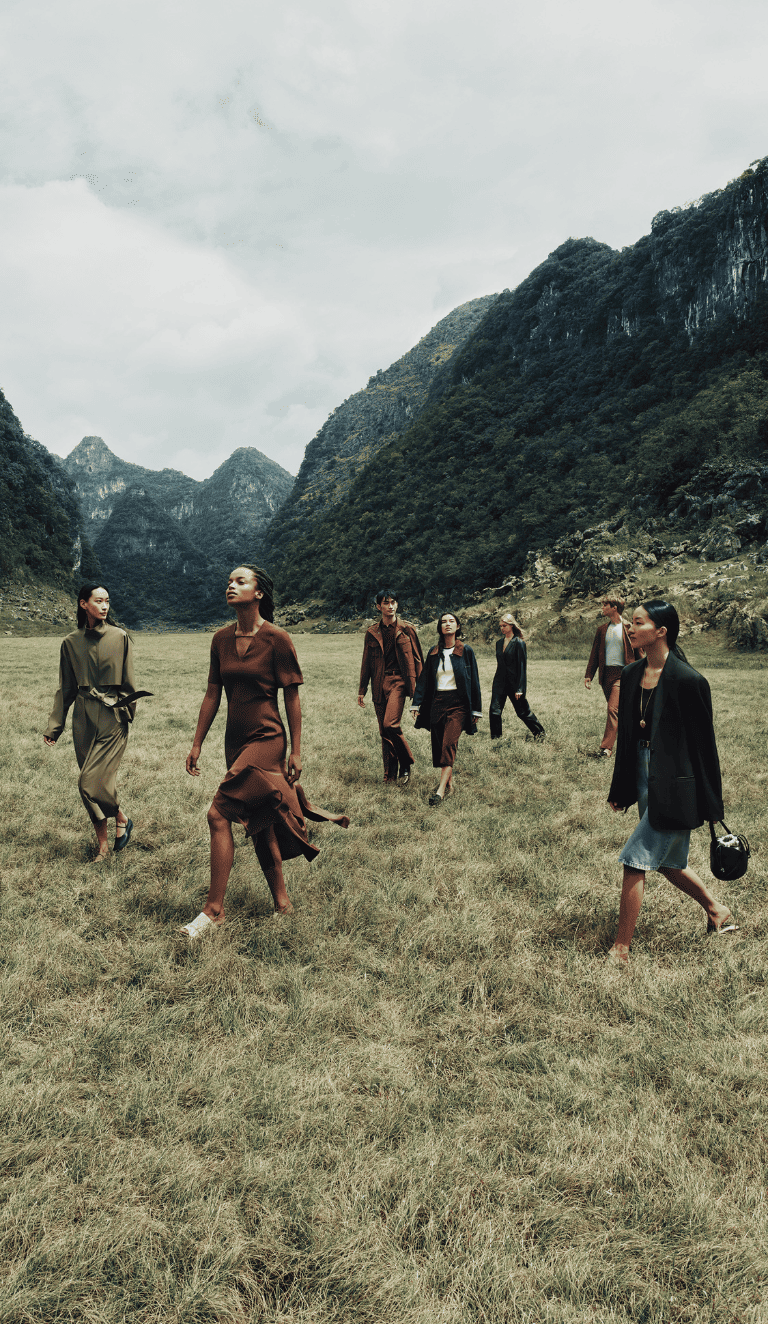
[{"x1": 1, "y1": 635, "x2": 766, "y2": 1323}]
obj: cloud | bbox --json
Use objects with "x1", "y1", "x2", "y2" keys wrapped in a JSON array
[{"x1": 1, "y1": 0, "x2": 766, "y2": 478}]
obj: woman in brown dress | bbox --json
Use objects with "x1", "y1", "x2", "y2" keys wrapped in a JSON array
[
  {"x1": 44, "y1": 584, "x2": 138, "y2": 862},
  {"x1": 181, "y1": 564, "x2": 348, "y2": 938}
]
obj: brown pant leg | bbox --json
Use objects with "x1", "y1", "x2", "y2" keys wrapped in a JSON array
[
  {"x1": 600, "y1": 666, "x2": 623, "y2": 751},
  {"x1": 374, "y1": 675, "x2": 415, "y2": 779},
  {"x1": 430, "y1": 695, "x2": 466, "y2": 768}
]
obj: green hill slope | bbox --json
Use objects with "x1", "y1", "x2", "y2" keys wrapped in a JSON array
[
  {"x1": 0, "y1": 389, "x2": 97, "y2": 583},
  {"x1": 273, "y1": 162, "x2": 768, "y2": 608}
]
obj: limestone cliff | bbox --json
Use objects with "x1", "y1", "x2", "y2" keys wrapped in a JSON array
[
  {"x1": 61, "y1": 436, "x2": 293, "y2": 624},
  {"x1": 273, "y1": 158, "x2": 768, "y2": 613},
  {"x1": 265, "y1": 294, "x2": 499, "y2": 559}
]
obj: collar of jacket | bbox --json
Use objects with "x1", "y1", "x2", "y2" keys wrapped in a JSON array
[
  {"x1": 368, "y1": 619, "x2": 409, "y2": 645},
  {"x1": 623, "y1": 650, "x2": 689, "y2": 747},
  {"x1": 429, "y1": 639, "x2": 465, "y2": 657}
]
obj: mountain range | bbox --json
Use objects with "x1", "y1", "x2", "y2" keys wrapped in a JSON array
[
  {"x1": 3, "y1": 157, "x2": 768, "y2": 642},
  {"x1": 270, "y1": 159, "x2": 768, "y2": 612},
  {"x1": 61, "y1": 438, "x2": 294, "y2": 624}
]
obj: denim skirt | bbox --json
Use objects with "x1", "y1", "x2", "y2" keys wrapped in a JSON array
[{"x1": 618, "y1": 746, "x2": 690, "y2": 872}]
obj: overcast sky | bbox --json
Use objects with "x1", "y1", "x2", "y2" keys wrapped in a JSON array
[{"x1": 1, "y1": 0, "x2": 767, "y2": 481}]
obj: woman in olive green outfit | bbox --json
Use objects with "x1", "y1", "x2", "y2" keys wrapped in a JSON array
[{"x1": 44, "y1": 584, "x2": 139, "y2": 861}]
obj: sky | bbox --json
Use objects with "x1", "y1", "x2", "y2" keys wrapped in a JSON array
[{"x1": 1, "y1": 0, "x2": 767, "y2": 481}]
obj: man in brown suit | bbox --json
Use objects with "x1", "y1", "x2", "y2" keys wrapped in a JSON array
[
  {"x1": 584, "y1": 595, "x2": 639, "y2": 757},
  {"x1": 358, "y1": 590, "x2": 424, "y2": 784}
]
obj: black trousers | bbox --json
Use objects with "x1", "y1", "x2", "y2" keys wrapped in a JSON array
[{"x1": 489, "y1": 681, "x2": 544, "y2": 739}]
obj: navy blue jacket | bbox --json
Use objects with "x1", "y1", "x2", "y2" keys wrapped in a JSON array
[{"x1": 412, "y1": 640, "x2": 481, "y2": 735}]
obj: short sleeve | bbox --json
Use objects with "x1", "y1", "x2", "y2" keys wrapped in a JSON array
[
  {"x1": 208, "y1": 634, "x2": 222, "y2": 686},
  {"x1": 271, "y1": 628, "x2": 303, "y2": 689}
]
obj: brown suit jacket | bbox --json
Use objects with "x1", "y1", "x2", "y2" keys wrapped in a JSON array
[
  {"x1": 585, "y1": 620, "x2": 638, "y2": 686},
  {"x1": 359, "y1": 619, "x2": 424, "y2": 703}
]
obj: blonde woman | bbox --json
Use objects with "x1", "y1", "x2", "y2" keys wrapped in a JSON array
[{"x1": 489, "y1": 613, "x2": 545, "y2": 742}]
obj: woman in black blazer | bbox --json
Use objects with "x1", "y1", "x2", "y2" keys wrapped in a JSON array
[
  {"x1": 489, "y1": 613, "x2": 545, "y2": 742},
  {"x1": 412, "y1": 611, "x2": 482, "y2": 806},
  {"x1": 607, "y1": 599, "x2": 737, "y2": 963}
]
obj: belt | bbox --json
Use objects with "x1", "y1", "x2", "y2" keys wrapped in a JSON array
[
  {"x1": 638, "y1": 739, "x2": 651, "y2": 749},
  {"x1": 384, "y1": 670, "x2": 401, "y2": 676}
]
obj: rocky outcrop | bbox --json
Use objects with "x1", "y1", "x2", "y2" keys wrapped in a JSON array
[
  {"x1": 62, "y1": 437, "x2": 294, "y2": 622},
  {"x1": 92, "y1": 486, "x2": 220, "y2": 626},
  {"x1": 185, "y1": 448, "x2": 294, "y2": 569},
  {"x1": 265, "y1": 294, "x2": 499, "y2": 559},
  {"x1": 64, "y1": 437, "x2": 292, "y2": 557}
]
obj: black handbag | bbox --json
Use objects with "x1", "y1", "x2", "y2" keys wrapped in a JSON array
[{"x1": 709, "y1": 820, "x2": 750, "y2": 882}]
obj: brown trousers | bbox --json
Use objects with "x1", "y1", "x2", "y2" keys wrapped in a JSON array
[
  {"x1": 374, "y1": 674, "x2": 415, "y2": 780},
  {"x1": 429, "y1": 692, "x2": 468, "y2": 768},
  {"x1": 600, "y1": 666, "x2": 624, "y2": 751}
]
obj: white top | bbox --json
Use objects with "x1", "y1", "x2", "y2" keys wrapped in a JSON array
[
  {"x1": 436, "y1": 647, "x2": 458, "y2": 691},
  {"x1": 604, "y1": 621, "x2": 625, "y2": 667}
]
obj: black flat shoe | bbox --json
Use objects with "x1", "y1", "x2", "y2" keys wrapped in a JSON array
[{"x1": 114, "y1": 818, "x2": 133, "y2": 852}]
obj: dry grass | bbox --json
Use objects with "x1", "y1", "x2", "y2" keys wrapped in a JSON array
[{"x1": 0, "y1": 634, "x2": 766, "y2": 1323}]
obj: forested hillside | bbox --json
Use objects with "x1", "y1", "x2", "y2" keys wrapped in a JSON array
[
  {"x1": 264, "y1": 295, "x2": 499, "y2": 564},
  {"x1": 273, "y1": 161, "x2": 768, "y2": 608},
  {"x1": 0, "y1": 390, "x2": 97, "y2": 583}
]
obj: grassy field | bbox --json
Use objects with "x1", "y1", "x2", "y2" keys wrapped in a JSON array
[{"x1": 1, "y1": 633, "x2": 766, "y2": 1324}]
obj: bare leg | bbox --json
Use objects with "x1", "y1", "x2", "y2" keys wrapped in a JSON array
[
  {"x1": 92, "y1": 817, "x2": 109, "y2": 863},
  {"x1": 429, "y1": 766, "x2": 454, "y2": 803},
  {"x1": 200, "y1": 803, "x2": 235, "y2": 921},
  {"x1": 609, "y1": 866, "x2": 645, "y2": 962},
  {"x1": 659, "y1": 866, "x2": 734, "y2": 929},
  {"x1": 254, "y1": 824, "x2": 293, "y2": 914},
  {"x1": 114, "y1": 809, "x2": 129, "y2": 841}
]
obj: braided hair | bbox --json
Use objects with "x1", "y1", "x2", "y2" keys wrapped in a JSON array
[{"x1": 236, "y1": 564, "x2": 276, "y2": 622}]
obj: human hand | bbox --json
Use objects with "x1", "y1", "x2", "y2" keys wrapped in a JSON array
[
  {"x1": 411, "y1": 708, "x2": 419, "y2": 723},
  {"x1": 584, "y1": 678, "x2": 592, "y2": 690},
  {"x1": 43, "y1": 736, "x2": 56, "y2": 747},
  {"x1": 609, "y1": 801, "x2": 622, "y2": 812},
  {"x1": 356, "y1": 694, "x2": 366, "y2": 708},
  {"x1": 287, "y1": 752, "x2": 302, "y2": 783},
  {"x1": 514, "y1": 692, "x2": 522, "y2": 701},
  {"x1": 186, "y1": 745, "x2": 201, "y2": 776}
]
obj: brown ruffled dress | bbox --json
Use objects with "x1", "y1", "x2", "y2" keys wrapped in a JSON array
[{"x1": 209, "y1": 621, "x2": 348, "y2": 859}]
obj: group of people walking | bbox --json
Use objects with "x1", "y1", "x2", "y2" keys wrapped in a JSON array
[
  {"x1": 358, "y1": 592, "x2": 544, "y2": 806},
  {"x1": 43, "y1": 572, "x2": 738, "y2": 960}
]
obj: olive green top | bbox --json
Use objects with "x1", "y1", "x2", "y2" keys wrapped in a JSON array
[{"x1": 45, "y1": 622, "x2": 137, "y2": 741}]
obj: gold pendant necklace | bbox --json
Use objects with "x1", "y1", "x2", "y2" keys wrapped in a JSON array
[{"x1": 639, "y1": 685, "x2": 653, "y2": 729}]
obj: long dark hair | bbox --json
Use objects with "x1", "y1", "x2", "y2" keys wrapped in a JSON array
[
  {"x1": 642, "y1": 599, "x2": 688, "y2": 661},
  {"x1": 235, "y1": 564, "x2": 275, "y2": 622},
  {"x1": 437, "y1": 609, "x2": 462, "y2": 660},
  {"x1": 76, "y1": 583, "x2": 118, "y2": 630}
]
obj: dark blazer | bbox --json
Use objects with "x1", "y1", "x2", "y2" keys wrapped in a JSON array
[
  {"x1": 607, "y1": 651, "x2": 724, "y2": 831},
  {"x1": 585, "y1": 619, "x2": 638, "y2": 685},
  {"x1": 493, "y1": 636, "x2": 527, "y2": 697},
  {"x1": 358, "y1": 619, "x2": 424, "y2": 702},
  {"x1": 412, "y1": 640, "x2": 481, "y2": 735}
]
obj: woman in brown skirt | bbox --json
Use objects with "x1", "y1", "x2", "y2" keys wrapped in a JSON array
[
  {"x1": 411, "y1": 611, "x2": 482, "y2": 806},
  {"x1": 44, "y1": 584, "x2": 139, "y2": 861},
  {"x1": 181, "y1": 565, "x2": 348, "y2": 938}
]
